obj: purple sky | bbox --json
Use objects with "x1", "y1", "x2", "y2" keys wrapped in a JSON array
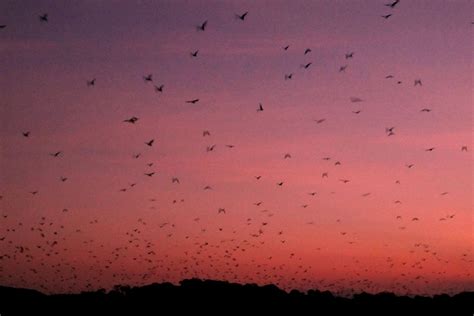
[{"x1": 0, "y1": 0, "x2": 472, "y2": 294}]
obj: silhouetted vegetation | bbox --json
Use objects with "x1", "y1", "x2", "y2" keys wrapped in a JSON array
[{"x1": 1, "y1": 279, "x2": 472, "y2": 315}]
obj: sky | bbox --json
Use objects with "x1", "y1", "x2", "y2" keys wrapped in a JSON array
[{"x1": 0, "y1": 0, "x2": 472, "y2": 295}]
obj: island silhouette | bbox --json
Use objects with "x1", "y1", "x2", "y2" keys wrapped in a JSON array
[{"x1": 1, "y1": 279, "x2": 472, "y2": 315}]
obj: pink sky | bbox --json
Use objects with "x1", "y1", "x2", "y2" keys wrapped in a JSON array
[{"x1": 0, "y1": 0, "x2": 472, "y2": 295}]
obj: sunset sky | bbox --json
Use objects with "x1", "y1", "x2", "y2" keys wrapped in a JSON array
[{"x1": 0, "y1": 0, "x2": 472, "y2": 295}]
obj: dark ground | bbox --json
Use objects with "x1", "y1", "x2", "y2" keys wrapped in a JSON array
[{"x1": 1, "y1": 279, "x2": 472, "y2": 315}]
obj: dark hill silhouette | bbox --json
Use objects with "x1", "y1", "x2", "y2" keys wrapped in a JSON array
[{"x1": 1, "y1": 279, "x2": 472, "y2": 315}]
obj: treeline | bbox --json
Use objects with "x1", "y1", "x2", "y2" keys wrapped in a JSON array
[{"x1": 1, "y1": 279, "x2": 472, "y2": 315}]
